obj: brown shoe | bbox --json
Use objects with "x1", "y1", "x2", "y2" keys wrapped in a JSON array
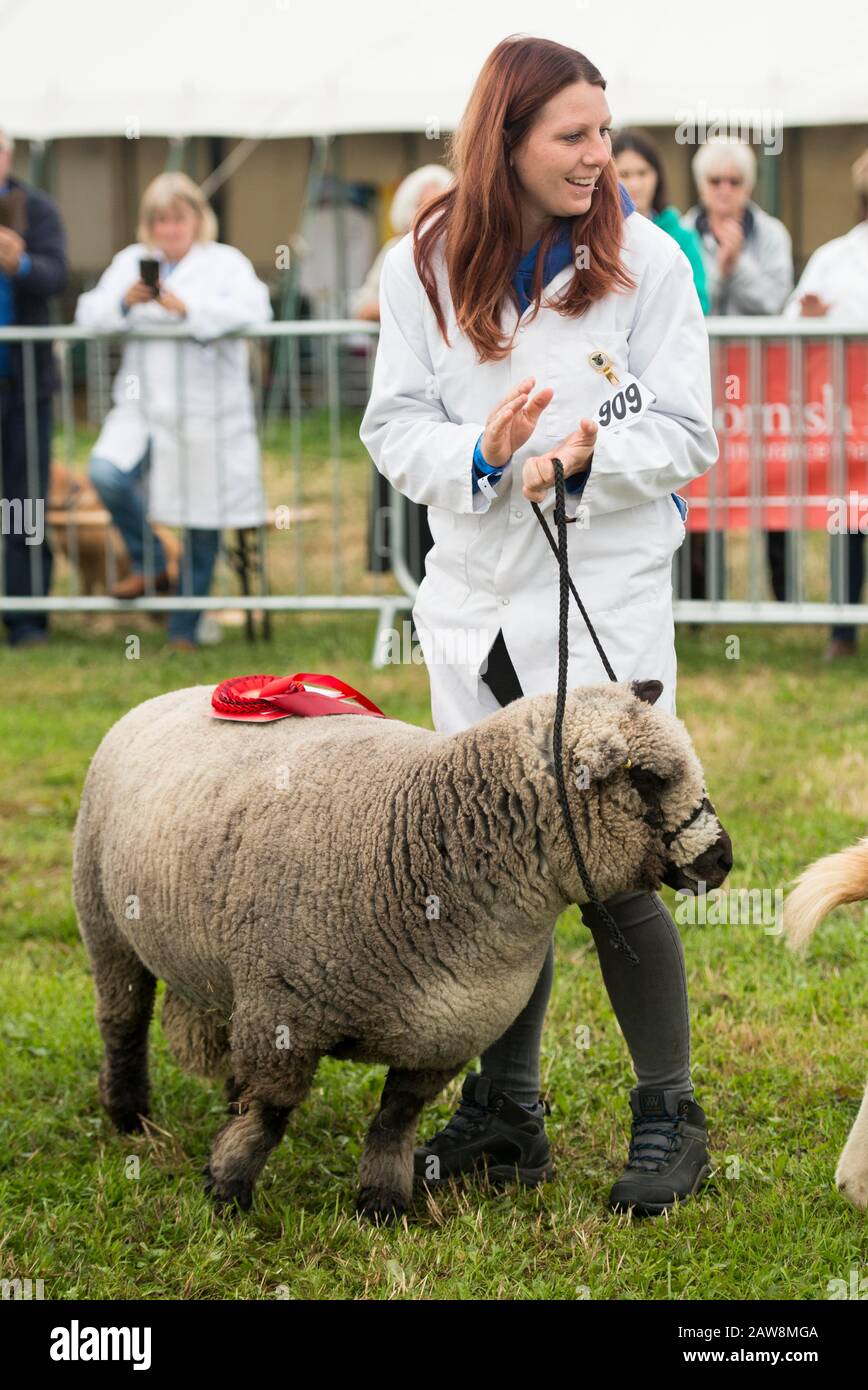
[
  {"x1": 166, "y1": 637, "x2": 198, "y2": 652},
  {"x1": 823, "y1": 637, "x2": 857, "y2": 661},
  {"x1": 111, "y1": 569, "x2": 172, "y2": 600}
]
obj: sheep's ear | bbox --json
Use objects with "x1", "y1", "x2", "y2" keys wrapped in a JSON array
[
  {"x1": 570, "y1": 730, "x2": 630, "y2": 786},
  {"x1": 631, "y1": 679, "x2": 663, "y2": 706}
]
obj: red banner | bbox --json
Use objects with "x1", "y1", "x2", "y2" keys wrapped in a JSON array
[{"x1": 684, "y1": 341, "x2": 868, "y2": 531}]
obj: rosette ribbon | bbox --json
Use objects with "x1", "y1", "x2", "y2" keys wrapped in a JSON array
[{"x1": 211, "y1": 673, "x2": 387, "y2": 722}]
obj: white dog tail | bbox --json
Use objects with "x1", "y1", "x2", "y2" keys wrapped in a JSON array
[{"x1": 784, "y1": 835, "x2": 868, "y2": 950}]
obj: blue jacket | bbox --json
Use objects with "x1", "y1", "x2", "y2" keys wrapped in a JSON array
[{"x1": 0, "y1": 175, "x2": 67, "y2": 398}]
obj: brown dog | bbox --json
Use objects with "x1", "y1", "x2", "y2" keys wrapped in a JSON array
[
  {"x1": 784, "y1": 836, "x2": 868, "y2": 1210},
  {"x1": 48, "y1": 463, "x2": 181, "y2": 596}
]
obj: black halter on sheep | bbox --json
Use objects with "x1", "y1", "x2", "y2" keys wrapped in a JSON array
[{"x1": 72, "y1": 677, "x2": 732, "y2": 1223}]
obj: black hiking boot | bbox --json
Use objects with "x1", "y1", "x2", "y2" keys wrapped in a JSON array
[
  {"x1": 414, "y1": 1072, "x2": 555, "y2": 1188},
  {"x1": 608, "y1": 1085, "x2": 712, "y2": 1216}
]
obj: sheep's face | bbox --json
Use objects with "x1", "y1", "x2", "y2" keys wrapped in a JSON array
[{"x1": 562, "y1": 679, "x2": 733, "y2": 900}]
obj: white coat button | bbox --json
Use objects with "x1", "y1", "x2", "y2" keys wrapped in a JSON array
[
  {"x1": 513, "y1": 508, "x2": 523, "y2": 519},
  {"x1": 500, "y1": 597, "x2": 510, "y2": 605}
]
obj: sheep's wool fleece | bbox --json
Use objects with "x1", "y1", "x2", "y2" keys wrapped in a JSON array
[{"x1": 73, "y1": 682, "x2": 706, "y2": 1074}]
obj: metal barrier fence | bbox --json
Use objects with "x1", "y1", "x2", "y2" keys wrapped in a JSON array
[
  {"x1": 0, "y1": 320, "x2": 412, "y2": 662},
  {"x1": 674, "y1": 319, "x2": 868, "y2": 627},
  {"x1": 1, "y1": 319, "x2": 867, "y2": 666},
  {"x1": 385, "y1": 319, "x2": 868, "y2": 636}
]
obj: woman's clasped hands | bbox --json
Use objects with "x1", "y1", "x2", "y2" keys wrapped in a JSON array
[{"x1": 480, "y1": 376, "x2": 597, "y2": 503}]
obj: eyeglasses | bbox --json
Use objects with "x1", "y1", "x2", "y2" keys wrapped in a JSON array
[{"x1": 707, "y1": 175, "x2": 744, "y2": 187}]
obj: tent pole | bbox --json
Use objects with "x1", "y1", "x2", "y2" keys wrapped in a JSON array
[
  {"x1": 166, "y1": 135, "x2": 190, "y2": 173},
  {"x1": 756, "y1": 141, "x2": 780, "y2": 218},
  {"x1": 28, "y1": 138, "x2": 53, "y2": 191},
  {"x1": 333, "y1": 132, "x2": 348, "y2": 317}
]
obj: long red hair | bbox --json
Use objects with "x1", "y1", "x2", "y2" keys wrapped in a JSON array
[{"x1": 412, "y1": 35, "x2": 635, "y2": 363}]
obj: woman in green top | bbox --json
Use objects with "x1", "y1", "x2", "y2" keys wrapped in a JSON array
[{"x1": 613, "y1": 129, "x2": 710, "y2": 313}]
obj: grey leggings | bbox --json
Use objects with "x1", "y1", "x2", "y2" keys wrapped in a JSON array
[{"x1": 478, "y1": 630, "x2": 693, "y2": 1104}]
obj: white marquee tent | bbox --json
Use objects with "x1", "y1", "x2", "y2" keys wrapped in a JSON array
[{"x1": 1, "y1": 0, "x2": 867, "y2": 141}]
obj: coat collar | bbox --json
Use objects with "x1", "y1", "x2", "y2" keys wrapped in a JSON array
[{"x1": 147, "y1": 241, "x2": 206, "y2": 280}]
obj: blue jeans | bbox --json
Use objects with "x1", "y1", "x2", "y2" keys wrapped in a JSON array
[{"x1": 89, "y1": 448, "x2": 220, "y2": 643}]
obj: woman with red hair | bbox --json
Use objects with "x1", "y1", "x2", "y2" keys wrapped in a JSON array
[{"x1": 360, "y1": 35, "x2": 719, "y2": 1215}]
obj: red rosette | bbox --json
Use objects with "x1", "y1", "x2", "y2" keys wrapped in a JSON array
[
  {"x1": 211, "y1": 674, "x2": 292, "y2": 721},
  {"x1": 211, "y1": 673, "x2": 387, "y2": 722}
]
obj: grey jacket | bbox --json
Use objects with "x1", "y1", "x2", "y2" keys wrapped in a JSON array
[{"x1": 681, "y1": 201, "x2": 793, "y2": 315}]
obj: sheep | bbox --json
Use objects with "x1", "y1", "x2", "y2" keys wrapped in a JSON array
[{"x1": 72, "y1": 676, "x2": 732, "y2": 1223}]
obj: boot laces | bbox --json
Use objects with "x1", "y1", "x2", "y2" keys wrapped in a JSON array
[
  {"x1": 627, "y1": 1114, "x2": 683, "y2": 1172},
  {"x1": 433, "y1": 1098, "x2": 490, "y2": 1144}
]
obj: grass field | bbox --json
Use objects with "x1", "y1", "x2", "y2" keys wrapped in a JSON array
[{"x1": 1, "y1": 609, "x2": 866, "y2": 1301}]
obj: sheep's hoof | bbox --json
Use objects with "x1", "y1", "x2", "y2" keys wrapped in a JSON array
[
  {"x1": 203, "y1": 1166, "x2": 254, "y2": 1214},
  {"x1": 105, "y1": 1106, "x2": 148, "y2": 1134},
  {"x1": 355, "y1": 1186, "x2": 408, "y2": 1225}
]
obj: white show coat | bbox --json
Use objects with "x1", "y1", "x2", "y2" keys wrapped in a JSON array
[
  {"x1": 782, "y1": 220, "x2": 868, "y2": 324},
  {"x1": 75, "y1": 241, "x2": 272, "y2": 529},
  {"x1": 359, "y1": 213, "x2": 719, "y2": 734}
]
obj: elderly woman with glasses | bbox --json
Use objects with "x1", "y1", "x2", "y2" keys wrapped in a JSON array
[
  {"x1": 682, "y1": 140, "x2": 795, "y2": 607},
  {"x1": 682, "y1": 136, "x2": 793, "y2": 316}
]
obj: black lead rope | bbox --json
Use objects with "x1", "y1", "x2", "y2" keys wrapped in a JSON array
[
  {"x1": 531, "y1": 491, "x2": 619, "y2": 684},
  {"x1": 531, "y1": 459, "x2": 640, "y2": 966}
]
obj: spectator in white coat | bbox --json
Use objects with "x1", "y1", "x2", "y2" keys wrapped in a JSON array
[
  {"x1": 75, "y1": 173, "x2": 272, "y2": 649},
  {"x1": 783, "y1": 147, "x2": 868, "y2": 659}
]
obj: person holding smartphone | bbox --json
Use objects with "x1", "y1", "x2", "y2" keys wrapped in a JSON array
[
  {"x1": 360, "y1": 36, "x2": 720, "y2": 1215},
  {"x1": 74, "y1": 172, "x2": 271, "y2": 648}
]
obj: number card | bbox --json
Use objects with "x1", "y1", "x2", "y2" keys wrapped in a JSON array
[{"x1": 594, "y1": 374, "x2": 656, "y2": 432}]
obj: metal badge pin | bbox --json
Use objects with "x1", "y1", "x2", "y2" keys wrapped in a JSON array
[{"x1": 589, "y1": 349, "x2": 620, "y2": 386}]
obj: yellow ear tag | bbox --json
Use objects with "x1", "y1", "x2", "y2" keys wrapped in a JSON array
[
  {"x1": 623, "y1": 758, "x2": 633, "y2": 768},
  {"x1": 589, "y1": 349, "x2": 620, "y2": 386}
]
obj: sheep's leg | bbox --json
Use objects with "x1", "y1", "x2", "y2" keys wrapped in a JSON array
[
  {"x1": 94, "y1": 945, "x2": 157, "y2": 1134},
  {"x1": 203, "y1": 1057, "x2": 318, "y2": 1213},
  {"x1": 357, "y1": 1065, "x2": 460, "y2": 1224},
  {"x1": 74, "y1": 858, "x2": 156, "y2": 1133},
  {"x1": 204, "y1": 994, "x2": 319, "y2": 1212},
  {"x1": 203, "y1": 1095, "x2": 298, "y2": 1213}
]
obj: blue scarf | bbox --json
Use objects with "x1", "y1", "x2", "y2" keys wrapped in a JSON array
[{"x1": 513, "y1": 182, "x2": 635, "y2": 312}]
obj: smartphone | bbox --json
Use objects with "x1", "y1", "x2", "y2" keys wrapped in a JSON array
[{"x1": 139, "y1": 258, "x2": 160, "y2": 294}]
